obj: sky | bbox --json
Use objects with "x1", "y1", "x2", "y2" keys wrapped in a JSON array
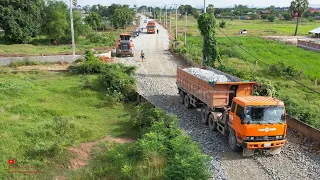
[{"x1": 75, "y1": 0, "x2": 320, "y2": 8}]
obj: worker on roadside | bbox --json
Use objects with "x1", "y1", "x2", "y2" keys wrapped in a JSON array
[
  {"x1": 140, "y1": 50, "x2": 145, "y2": 62},
  {"x1": 157, "y1": 29, "x2": 159, "y2": 34}
]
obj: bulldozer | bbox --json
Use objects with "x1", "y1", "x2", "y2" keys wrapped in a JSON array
[{"x1": 115, "y1": 34, "x2": 134, "y2": 57}]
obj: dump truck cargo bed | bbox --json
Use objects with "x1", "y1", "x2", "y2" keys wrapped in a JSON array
[{"x1": 176, "y1": 67, "x2": 256, "y2": 108}]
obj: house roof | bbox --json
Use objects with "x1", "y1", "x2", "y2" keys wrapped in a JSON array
[{"x1": 309, "y1": 27, "x2": 320, "y2": 34}]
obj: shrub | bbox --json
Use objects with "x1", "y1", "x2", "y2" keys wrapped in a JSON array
[
  {"x1": 251, "y1": 14, "x2": 259, "y2": 20},
  {"x1": 261, "y1": 14, "x2": 268, "y2": 19},
  {"x1": 268, "y1": 15, "x2": 276, "y2": 22},
  {"x1": 252, "y1": 78, "x2": 277, "y2": 97},
  {"x1": 268, "y1": 61, "x2": 303, "y2": 78},
  {"x1": 219, "y1": 20, "x2": 227, "y2": 28},
  {"x1": 283, "y1": 13, "x2": 292, "y2": 21},
  {"x1": 99, "y1": 63, "x2": 136, "y2": 101}
]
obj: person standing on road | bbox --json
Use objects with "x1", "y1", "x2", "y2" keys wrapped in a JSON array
[
  {"x1": 140, "y1": 50, "x2": 145, "y2": 62},
  {"x1": 157, "y1": 29, "x2": 159, "y2": 34}
]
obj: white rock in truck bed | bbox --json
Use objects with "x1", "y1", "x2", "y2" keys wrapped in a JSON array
[{"x1": 183, "y1": 68, "x2": 230, "y2": 82}]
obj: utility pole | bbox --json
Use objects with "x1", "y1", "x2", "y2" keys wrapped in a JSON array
[
  {"x1": 160, "y1": 7, "x2": 162, "y2": 24},
  {"x1": 69, "y1": 0, "x2": 75, "y2": 60},
  {"x1": 170, "y1": 7, "x2": 172, "y2": 33},
  {"x1": 165, "y1": 6, "x2": 167, "y2": 27},
  {"x1": 202, "y1": 0, "x2": 206, "y2": 67},
  {"x1": 185, "y1": 11, "x2": 187, "y2": 46},
  {"x1": 175, "y1": 4, "x2": 178, "y2": 40}
]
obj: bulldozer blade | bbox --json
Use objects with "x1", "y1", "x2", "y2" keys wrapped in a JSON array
[
  {"x1": 242, "y1": 148, "x2": 254, "y2": 157},
  {"x1": 269, "y1": 147, "x2": 281, "y2": 155}
]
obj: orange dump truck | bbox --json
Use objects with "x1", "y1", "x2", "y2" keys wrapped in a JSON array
[
  {"x1": 177, "y1": 67, "x2": 287, "y2": 156},
  {"x1": 146, "y1": 20, "x2": 156, "y2": 34}
]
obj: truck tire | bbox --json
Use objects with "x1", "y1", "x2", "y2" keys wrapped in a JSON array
[
  {"x1": 208, "y1": 114, "x2": 217, "y2": 130},
  {"x1": 179, "y1": 90, "x2": 185, "y2": 104},
  {"x1": 201, "y1": 108, "x2": 208, "y2": 125},
  {"x1": 229, "y1": 129, "x2": 240, "y2": 152},
  {"x1": 184, "y1": 95, "x2": 192, "y2": 109}
]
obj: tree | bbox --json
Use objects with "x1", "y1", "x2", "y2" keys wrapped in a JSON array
[
  {"x1": 283, "y1": 13, "x2": 292, "y2": 20},
  {"x1": 197, "y1": 13, "x2": 220, "y2": 67},
  {"x1": 251, "y1": 14, "x2": 259, "y2": 20},
  {"x1": 0, "y1": 0, "x2": 44, "y2": 43},
  {"x1": 219, "y1": 20, "x2": 226, "y2": 28},
  {"x1": 206, "y1": 4, "x2": 215, "y2": 14},
  {"x1": 85, "y1": 12, "x2": 102, "y2": 31},
  {"x1": 268, "y1": 5, "x2": 276, "y2": 15},
  {"x1": 111, "y1": 6, "x2": 134, "y2": 28},
  {"x1": 268, "y1": 15, "x2": 276, "y2": 22},
  {"x1": 290, "y1": 0, "x2": 309, "y2": 36},
  {"x1": 178, "y1": 5, "x2": 186, "y2": 15},
  {"x1": 42, "y1": 0, "x2": 69, "y2": 44},
  {"x1": 192, "y1": 8, "x2": 200, "y2": 19}
]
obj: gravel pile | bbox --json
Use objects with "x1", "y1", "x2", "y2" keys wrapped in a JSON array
[{"x1": 183, "y1": 68, "x2": 230, "y2": 82}]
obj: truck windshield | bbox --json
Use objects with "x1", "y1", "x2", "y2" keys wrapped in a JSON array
[
  {"x1": 147, "y1": 26, "x2": 155, "y2": 28},
  {"x1": 245, "y1": 106, "x2": 285, "y2": 124}
]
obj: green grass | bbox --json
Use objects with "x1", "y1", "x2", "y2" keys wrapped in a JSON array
[
  {"x1": 0, "y1": 30, "x2": 122, "y2": 57},
  {"x1": 170, "y1": 16, "x2": 320, "y2": 37},
  {"x1": 179, "y1": 35, "x2": 320, "y2": 80},
  {"x1": 0, "y1": 71, "x2": 137, "y2": 179}
]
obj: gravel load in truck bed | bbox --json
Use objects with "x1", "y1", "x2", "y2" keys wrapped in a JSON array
[{"x1": 183, "y1": 67, "x2": 230, "y2": 82}]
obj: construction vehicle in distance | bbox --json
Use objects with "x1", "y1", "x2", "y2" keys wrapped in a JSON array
[
  {"x1": 115, "y1": 33, "x2": 134, "y2": 57},
  {"x1": 146, "y1": 20, "x2": 156, "y2": 34},
  {"x1": 177, "y1": 67, "x2": 287, "y2": 156}
]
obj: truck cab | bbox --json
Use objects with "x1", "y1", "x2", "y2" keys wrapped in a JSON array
[
  {"x1": 146, "y1": 21, "x2": 156, "y2": 34},
  {"x1": 116, "y1": 34, "x2": 134, "y2": 57},
  {"x1": 228, "y1": 96, "x2": 286, "y2": 156}
]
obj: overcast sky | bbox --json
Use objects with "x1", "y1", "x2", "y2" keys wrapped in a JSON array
[{"x1": 75, "y1": 0, "x2": 320, "y2": 8}]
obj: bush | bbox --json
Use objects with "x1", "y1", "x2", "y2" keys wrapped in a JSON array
[
  {"x1": 251, "y1": 14, "x2": 259, "y2": 20},
  {"x1": 268, "y1": 15, "x2": 276, "y2": 22},
  {"x1": 219, "y1": 20, "x2": 227, "y2": 28},
  {"x1": 99, "y1": 64, "x2": 136, "y2": 101},
  {"x1": 283, "y1": 13, "x2": 292, "y2": 21},
  {"x1": 261, "y1": 14, "x2": 268, "y2": 19},
  {"x1": 252, "y1": 78, "x2": 277, "y2": 97},
  {"x1": 268, "y1": 61, "x2": 303, "y2": 78}
]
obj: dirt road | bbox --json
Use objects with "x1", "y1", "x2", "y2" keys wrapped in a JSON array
[{"x1": 117, "y1": 15, "x2": 320, "y2": 180}]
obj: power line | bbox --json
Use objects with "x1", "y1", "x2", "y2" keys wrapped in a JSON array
[{"x1": 215, "y1": 25, "x2": 320, "y2": 96}]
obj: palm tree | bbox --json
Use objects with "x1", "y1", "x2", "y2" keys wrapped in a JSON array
[{"x1": 290, "y1": 0, "x2": 309, "y2": 36}]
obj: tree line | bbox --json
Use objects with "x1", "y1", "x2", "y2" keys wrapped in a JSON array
[{"x1": 0, "y1": 1, "x2": 135, "y2": 44}]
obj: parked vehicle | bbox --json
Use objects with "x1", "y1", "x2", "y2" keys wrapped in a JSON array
[
  {"x1": 239, "y1": 29, "x2": 247, "y2": 34},
  {"x1": 176, "y1": 67, "x2": 287, "y2": 156},
  {"x1": 115, "y1": 34, "x2": 134, "y2": 57}
]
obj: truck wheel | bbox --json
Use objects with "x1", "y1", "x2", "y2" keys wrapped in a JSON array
[
  {"x1": 179, "y1": 90, "x2": 185, "y2": 104},
  {"x1": 184, "y1": 95, "x2": 192, "y2": 109},
  {"x1": 201, "y1": 108, "x2": 208, "y2": 125},
  {"x1": 229, "y1": 130, "x2": 240, "y2": 152},
  {"x1": 208, "y1": 114, "x2": 217, "y2": 130}
]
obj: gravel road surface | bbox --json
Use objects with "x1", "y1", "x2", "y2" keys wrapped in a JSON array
[{"x1": 116, "y1": 15, "x2": 320, "y2": 180}]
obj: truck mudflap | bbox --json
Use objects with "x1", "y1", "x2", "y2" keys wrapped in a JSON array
[{"x1": 241, "y1": 139, "x2": 286, "y2": 149}]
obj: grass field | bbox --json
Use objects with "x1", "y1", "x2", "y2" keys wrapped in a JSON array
[
  {"x1": 0, "y1": 71, "x2": 137, "y2": 179},
  {"x1": 165, "y1": 16, "x2": 320, "y2": 37},
  {"x1": 179, "y1": 36, "x2": 320, "y2": 80},
  {"x1": 0, "y1": 26, "x2": 138, "y2": 57}
]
